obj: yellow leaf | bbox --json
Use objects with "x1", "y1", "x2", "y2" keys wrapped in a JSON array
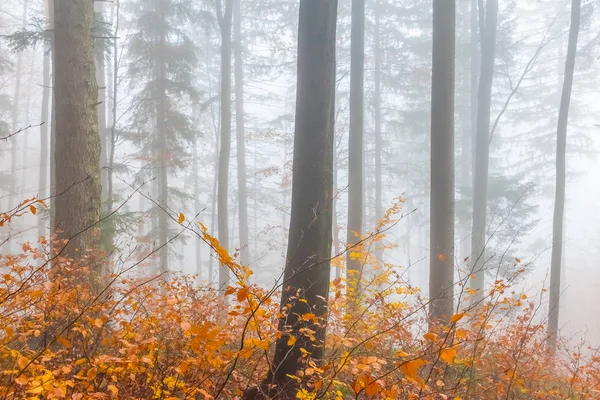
[
  {"x1": 108, "y1": 384, "x2": 118, "y2": 395},
  {"x1": 521, "y1": 294, "x2": 528, "y2": 300},
  {"x1": 177, "y1": 212, "x2": 185, "y2": 224},
  {"x1": 423, "y1": 332, "x2": 438, "y2": 342},
  {"x1": 17, "y1": 356, "x2": 28, "y2": 370},
  {"x1": 287, "y1": 335, "x2": 296, "y2": 346},
  {"x1": 440, "y1": 347, "x2": 457, "y2": 364},
  {"x1": 301, "y1": 313, "x2": 316, "y2": 322},
  {"x1": 29, "y1": 205, "x2": 37, "y2": 215},
  {"x1": 451, "y1": 313, "x2": 466, "y2": 323}
]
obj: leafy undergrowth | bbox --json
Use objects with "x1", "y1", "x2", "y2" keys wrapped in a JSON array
[{"x1": 0, "y1": 220, "x2": 599, "y2": 399}]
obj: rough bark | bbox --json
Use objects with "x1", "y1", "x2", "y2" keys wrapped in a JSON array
[
  {"x1": 346, "y1": 0, "x2": 365, "y2": 293},
  {"x1": 429, "y1": 0, "x2": 456, "y2": 324},
  {"x1": 233, "y1": 0, "x2": 250, "y2": 266},
  {"x1": 469, "y1": 0, "x2": 497, "y2": 304},
  {"x1": 547, "y1": 0, "x2": 580, "y2": 354},
  {"x1": 53, "y1": 0, "x2": 102, "y2": 262},
  {"x1": 243, "y1": 0, "x2": 337, "y2": 397}
]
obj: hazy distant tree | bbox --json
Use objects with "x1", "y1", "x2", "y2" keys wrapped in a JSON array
[
  {"x1": 53, "y1": 0, "x2": 101, "y2": 261},
  {"x1": 243, "y1": 0, "x2": 337, "y2": 397},
  {"x1": 125, "y1": 0, "x2": 199, "y2": 274},
  {"x1": 547, "y1": 0, "x2": 581, "y2": 354},
  {"x1": 470, "y1": 0, "x2": 498, "y2": 303},
  {"x1": 429, "y1": 0, "x2": 455, "y2": 324},
  {"x1": 216, "y1": 0, "x2": 233, "y2": 293},
  {"x1": 346, "y1": 0, "x2": 365, "y2": 294},
  {"x1": 233, "y1": 0, "x2": 249, "y2": 266}
]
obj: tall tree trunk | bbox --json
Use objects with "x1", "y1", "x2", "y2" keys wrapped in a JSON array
[
  {"x1": 156, "y1": 4, "x2": 169, "y2": 276},
  {"x1": 346, "y1": 0, "x2": 365, "y2": 293},
  {"x1": 547, "y1": 0, "x2": 580, "y2": 354},
  {"x1": 7, "y1": 0, "x2": 29, "y2": 251},
  {"x1": 233, "y1": 0, "x2": 250, "y2": 266},
  {"x1": 429, "y1": 0, "x2": 456, "y2": 324},
  {"x1": 39, "y1": 32, "x2": 51, "y2": 247},
  {"x1": 193, "y1": 141, "x2": 202, "y2": 281},
  {"x1": 95, "y1": 3, "x2": 108, "y2": 204},
  {"x1": 216, "y1": 0, "x2": 233, "y2": 295},
  {"x1": 107, "y1": 0, "x2": 120, "y2": 218},
  {"x1": 373, "y1": 0, "x2": 383, "y2": 265},
  {"x1": 469, "y1": 0, "x2": 497, "y2": 304},
  {"x1": 244, "y1": 1, "x2": 337, "y2": 398},
  {"x1": 53, "y1": 0, "x2": 101, "y2": 263}
]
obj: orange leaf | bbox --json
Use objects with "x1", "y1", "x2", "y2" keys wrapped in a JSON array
[
  {"x1": 29, "y1": 205, "x2": 36, "y2": 215},
  {"x1": 177, "y1": 212, "x2": 185, "y2": 224},
  {"x1": 401, "y1": 358, "x2": 428, "y2": 382},
  {"x1": 287, "y1": 335, "x2": 296, "y2": 346},
  {"x1": 15, "y1": 376, "x2": 28, "y2": 385},
  {"x1": 424, "y1": 332, "x2": 438, "y2": 342},
  {"x1": 440, "y1": 347, "x2": 457, "y2": 364},
  {"x1": 17, "y1": 356, "x2": 28, "y2": 370},
  {"x1": 451, "y1": 313, "x2": 466, "y2": 323}
]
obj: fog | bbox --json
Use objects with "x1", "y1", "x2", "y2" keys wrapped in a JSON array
[{"x1": 1, "y1": 0, "x2": 600, "y2": 351}]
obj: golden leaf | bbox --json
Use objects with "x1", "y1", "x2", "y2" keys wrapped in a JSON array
[
  {"x1": 440, "y1": 347, "x2": 457, "y2": 364},
  {"x1": 177, "y1": 212, "x2": 185, "y2": 224},
  {"x1": 451, "y1": 313, "x2": 466, "y2": 323}
]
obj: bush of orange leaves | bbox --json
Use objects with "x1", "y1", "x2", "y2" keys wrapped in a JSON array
[{"x1": 0, "y1": 208, "x2": 599, "y2": 399}]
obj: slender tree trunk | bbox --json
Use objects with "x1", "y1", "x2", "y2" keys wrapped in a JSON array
[
  {"x1": 21, "y1": 55, "x2": 34, "y2": 194},
  {"x1": 107, "y1": 0, "x2": 120, "y2": 218},
  {"x1": 470, "y1": 0, "x2": 497, "y2": 304},
  {"x1": 333, "y1": 145, "x2": 341, "y2": 279},
  {"x1": 193, "y1": 141, "x2": 202, "y2": 281},
  {"x1": 95, "y1": 3, "x2": 108, "y2": 204},
  {"x1": 547, "y1": 0, "x2": 580, "y2": 354},
  {"x1": 373, "y1": 0, "x2": 383, "y2": 265},
  {"x1": 53, "y1": 0, "x2": 101, "y2": 262},
  {"x1": 429, "y1": 0, "x2": 456, "y2": 324},
  {"x1": 346, "y1": 0, "x2": 365, "y2": 293},
  {"x1": 156, "y1": 4, "x2": 169, "y2": 276},
  {"x1": 233, "y1": 0, "x2": 250, "y2": 266},
  {"x1": 217, "y1": 0, "x2": 233, "y2": 294},
  {"x1": 244, "y1": 1, "x2": 337, "y2": 398},
  {"x1": 38, "y1": 34, "x2": 51, "y2": 247}
]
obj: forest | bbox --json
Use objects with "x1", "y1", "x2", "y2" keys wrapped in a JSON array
[{"x1": 0, "y1": 0, "x2": 599, "y2": 398}]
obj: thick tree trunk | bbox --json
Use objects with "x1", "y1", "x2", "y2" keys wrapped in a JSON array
[
  {"x1": 429, "y1": 0, "x2": 456, "y2": 324},
  {"x1": 107, "y1": 0, "x2": 120, "y2": 218},
  {"x1": 233, "y1": 0, "x2": 250, "y2": 266},
  {"x1": 547, "y1": 0, "x2": 580, "y2": 354},
  {"x1": 346, "y1": 0, "x2": 365, "y2": 293},
  {"x1": 244, "y1": 1, "x2": 337, "y2": 398},
  {"x1": 469, "y1": 0, "x2": 497, "y2": 304},
  {"x1": 217, "y1": 0, "x2": 233, "y2": 295},
  {"x1": 53, "y1": 0, "x2": 101, "y2": 262}
]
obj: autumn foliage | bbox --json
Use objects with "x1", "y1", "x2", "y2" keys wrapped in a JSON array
[{"x1": 1, "y1": 206, "x2": 599, "y2": 399}]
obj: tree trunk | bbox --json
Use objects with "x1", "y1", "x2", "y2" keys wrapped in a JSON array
[
  {"x1": 346, "y1": 0, "x2": 365, "y2": 294},
  {"x1": 429, "y1": 0, "x2": 456, "y2": 324},
  {"x1": 469, "y1": 0, "x2": 497, "y2": 304},
  {"x1": 39, "y1": 32, "x2": 51, "y2": 248},
  {"x1": 156, "y1": 3, "x2": 169, "y2": 276},
  {"x1": 217, "y1": 0, "x2": 233, "y2": 295},
  {"x1": 547, "y1": 0, "x2": 580, "y2": 354},
  {"x1": 107, "y1": 0, "x2": 120, "y2": 218},
  {"x1": 233, "y1": 0, "x2": 250, "y2": 266},
  {"x1": 244, "y1": 1, "x2": 337, "y2": 398},
  {"x1": 373, "y1": 0, "x2": 383, "y2": 265},
  {"x1": 193, "y1": 141, "x2": 202, "y2": 281},
  {"x1": 53, "y1": 0, "x2": 101, "y2": 263}
]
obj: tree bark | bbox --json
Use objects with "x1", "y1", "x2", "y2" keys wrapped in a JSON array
[
  {"x1": 38, "y1": 30, "x2": 51, "y2": 249},
  {"x1": 469, "y1": 0, "x2": 497, "y2": 304},
  {"x1": 429, "y1": 0, "x2": 456, "y2": 324},
  {"x1": 346, "y1": 0, "x2": 365, "y2": 294},
  {"x1": 233, "y1": 0, "x2": 250, "y2": 266},
  {"x1": 244, "y1": 0, "x2": 337, "y2": 397},
  {"x1": 373, "y1": 0, "x2": 383, "y2": 265},
  {"x1": 217, "y1": 0, "x2": 233, "y2": 295},
  {"x1": 547, "y1": 0, "x2": 580, "y2": 354},
  {"x1": 53, "y1": 0, "x2": 102, "y2": 263}
]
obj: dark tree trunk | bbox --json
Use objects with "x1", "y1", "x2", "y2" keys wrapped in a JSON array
[
  {"x1": 244, "y1": 0, "x2": 337, "y2": 397},
  {"x1": 53, "y1": 0, "x2": 102, "y2": 263},
  {"x1": 217, "y1": 0, "x2": 233, "y2": 294},
  {"x1": 469, "y1": 0, "x2": 497, "y2": 304},
  {"x1": 346, "y1": 0, "x2": 365, "y2": 293},
  {"x1": 233, "y1": 0, "x2": 250, "y2": 266},
  {"x1": 429, "y1": 0, "x2": 456, "y2": 324},
  {"x1": 547, "y1": 0, "x2": 580, "y2": 354}
]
